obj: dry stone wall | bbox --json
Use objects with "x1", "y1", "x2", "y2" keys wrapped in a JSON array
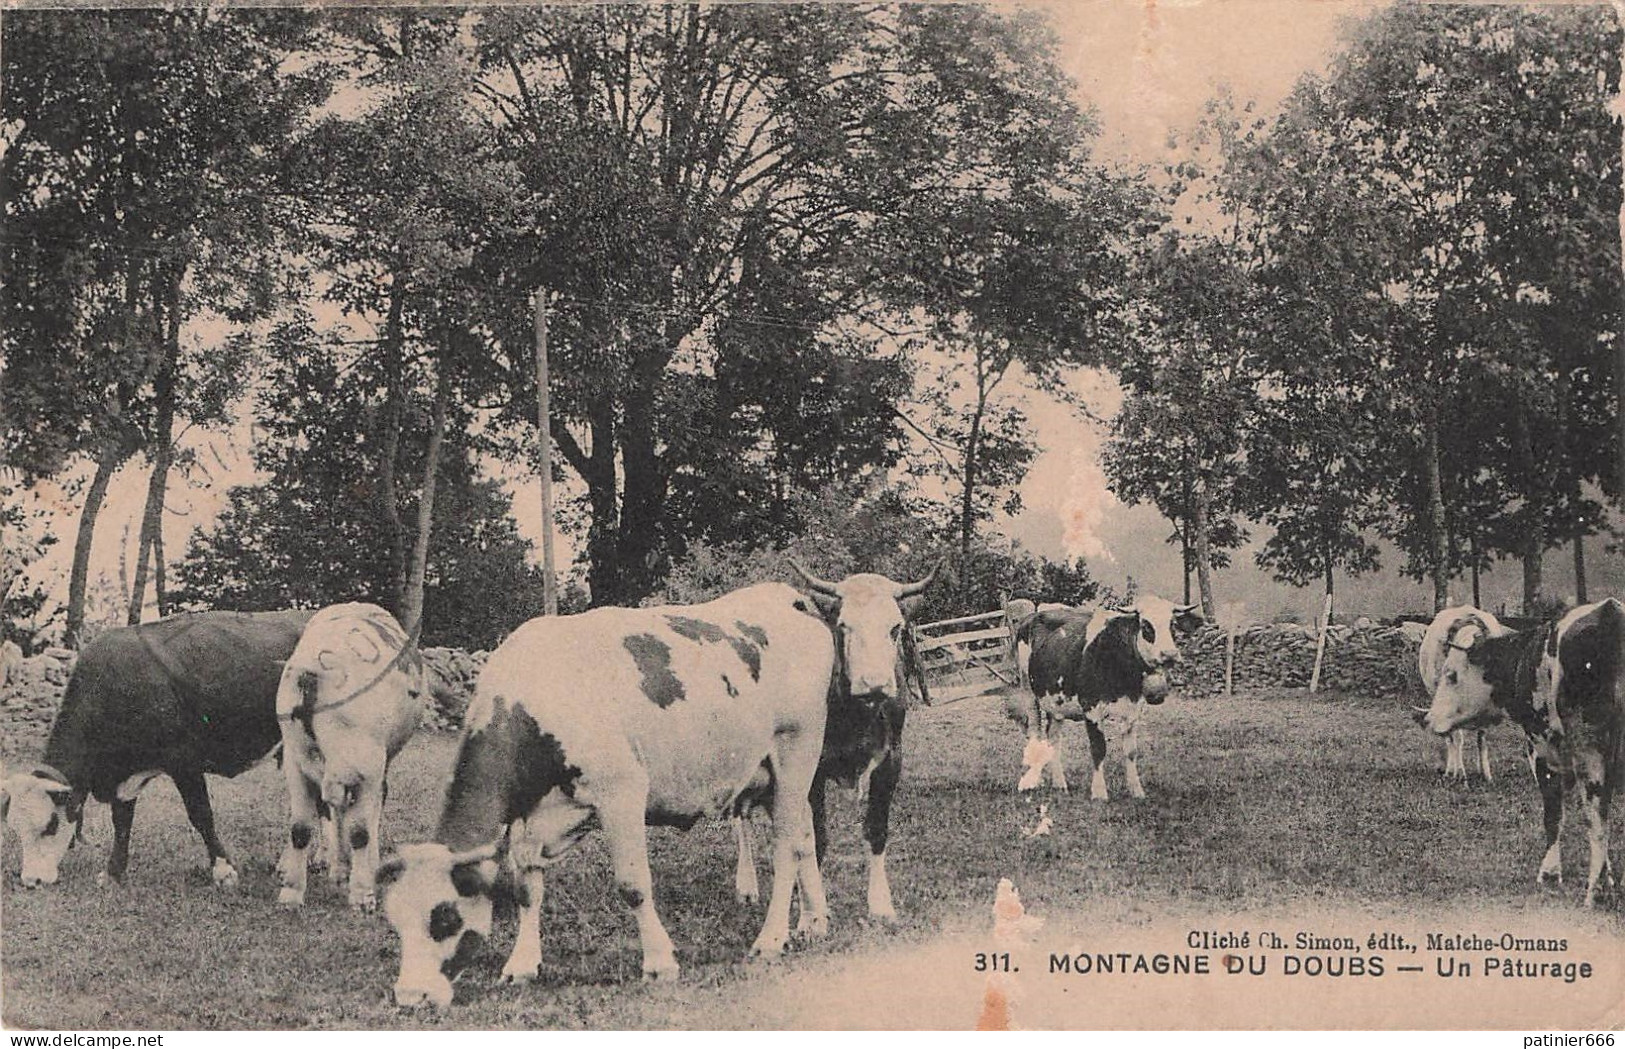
[{"x1": 1174, "y1": 621, "x2": 1428, "y2": 699}]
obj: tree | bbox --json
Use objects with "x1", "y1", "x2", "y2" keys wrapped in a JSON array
[
  {"x1": 1245, "y1": 4, "x2": 1620, "y2": 612},
  {"x1": 460, "y1": 5, "x2": 1143, "y2": 604},
  {"x1": 1, "y1": 8, "x2": 334, "y2": 639},
  {"x1": 173, "y1": 333, "x2": 545, "y2": 651}
]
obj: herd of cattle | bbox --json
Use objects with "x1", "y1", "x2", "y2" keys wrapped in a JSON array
[{"x1": 0, "y1": 566, "x2": 1620, "y2": 1008}]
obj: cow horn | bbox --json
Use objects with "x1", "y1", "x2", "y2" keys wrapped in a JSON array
[
  {"x1": 895, "y1": 559, "x2": 942, "y2": 600},
  {"x1": 788, "y1": 558, "x2": 840, "y2": 597},
  {"x1": 29, "y1": 764, "x2": 71, "y2": 791}
]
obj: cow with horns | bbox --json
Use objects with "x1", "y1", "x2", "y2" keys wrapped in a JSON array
[
  {"x1": 731, "y1": 560, "x2": 938, "y2": 923},
  {"x1": 1419, "y1": 600, "x2": 1625, "y2": 906}
]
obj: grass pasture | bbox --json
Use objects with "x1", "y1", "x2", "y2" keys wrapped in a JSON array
[{"x1": 3, "y1": 686, "x2": 1622, "y2": 1030}]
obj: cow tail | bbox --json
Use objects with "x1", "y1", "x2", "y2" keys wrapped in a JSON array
[{"x1": 293, "y1": 669, "x2": 320, "y2": 733}]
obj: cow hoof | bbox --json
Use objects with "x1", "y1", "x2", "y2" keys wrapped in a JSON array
[
  {"x1": 212, "y1": 860, "x2": 240, "y2": 889},
  {"x1": 349, "y1": 890, "x2": 377, "y2": 913},
  {"x1": 747, "y1": 939, "x2": 786, "y2": 962},
  {"x1": 735, "y1": 889, "x2": 759, "y2": 905},
  {"x1": 278, "y1": 887, "x2": 306, "y2": 907},
  {"x1": 795, "y1": 913, "x2": 829, "y2": 939},
  {"x1": 329, "y1": 867, "x2": 351, "y2": 886},
  {"x1": 499, "y1": 964, "x2": 540, "y2": 985},
  {"x1": 642, "y1": 959, "x2": 681, "y2": 981},
  {"x1": 1537, "y1": 869, "x2": 1563, "y2": 887}
]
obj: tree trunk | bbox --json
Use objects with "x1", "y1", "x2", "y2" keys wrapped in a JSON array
[
  {"x1": 1508, "y1": 390, "x2": 1545, "y2": 615},
  {"x1": 377, "y1": 280, "x2": 409, "y2": 618},
  {"x1": 1322, "y1": 547, "x2": 1335, "y2": 623},
  {"x1": 1191, "y1": 473, "x2": 1217, "y2": 621},
  {"x1": 959, "y1": 390, "x2": 986, "y2": 606},
  {"x1": 401, "y1": 364, "x2": 449, "y2": 636},
  {"x1": 1469, "y1": 532, "x2": 1481, "y2": 609},
  {"x1": 66, "y1": 449, "x2": 121, "y2": 648},
  {"x1": 583, "y1": 400, "x2": 622, "y2": 606},
  {"x1": 1422, "y1": 408, "x2": 1450, "y2": 612},
  {"x1": 615, "y1": 337, "x2": 670, "y2": 603},
  {"x1": 128, "y1": 275, "x2": 179, "y2": 625},
  {"x1": 1180, "y1": 523, "x2": 1192, "y2": 606},
  {"x1": 1574, "y1": 533, "x2": 1587, "y2": 605}
]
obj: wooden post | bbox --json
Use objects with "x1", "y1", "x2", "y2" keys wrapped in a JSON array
[
  {"x1": 534, "y1": 290, "x2": 558, "y2": 616},
  {"x1": 1309, "y1": 592, "x2": 1333, "y2": 693},
  {"x1": 1224, "y1": 624, "x2": 1236, "y2": 698}
]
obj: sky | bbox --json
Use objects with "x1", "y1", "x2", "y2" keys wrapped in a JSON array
[{"x1": 14, "y1": 0, "x2": 1616, "y2": 634}]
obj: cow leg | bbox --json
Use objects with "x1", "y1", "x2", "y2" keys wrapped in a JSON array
[
  {"x1": 501, "y1": 826, "x2": 548, "y2": 984},
  {"x1": 1476, "y1": 731, "x2": 1492, "y2": 782},
  {"x1": 1577, "y1": 753, "x2": 1612, "y2": 907},
  {"x1": 100, "y1": 797, "x2": 136, "y2": 886},
  {"x1": 1444, "y1": 731, "x2": 1466, "y2": 781},
  {"x1": 1085, "y1": 720, "x2": 1109, "y2": 801},
  {"x1": 795, "y1": 772, "x2": 830, "y2": 936},
  {"x1": 1123, "y1": 710, "x2": 1147, "y2": 800},
  {"x1": 753, "y1": 729, "x2": 828, "y2": 957},
  {"x1": 344, "y1": 776, "x2": 385, "y2": 911},
  {"x1": 733, "y1": 816, "x2": 759, "y2": 904},
  {"x1": 277, "y1": 768, "x2": 321, "y2": 907},
  {"x1": 596, "y1": 783, "x2": 678, "y2": 980},
  {"x1": 862, "y1": 749, "x2": 901, "y2": 922},
  {"x1": 1046, "y1": 716, "x2": 1069, "y2": 792},
  {"x1": 173, "y1": 769, "x2": 236, "y2": 888},
  {"x1": 1534, "y1": 756, "x2": 1565, "y2": 885}
]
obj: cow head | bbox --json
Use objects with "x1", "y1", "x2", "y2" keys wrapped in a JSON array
[
  {"x1": 1105, "y1": 594, "x2": 1202, "y2": 671},
  {"x1": 0, "y1": 764, "x2": 80, "y2": 887},
  {"x1": 790, "y1": 560, "x2": 939, "y2": 700},
  {"x1": 1417, "y1": 606, "x2": 1505, "y2": 735},
  {"x1": 378, "y1": 841, "x2": 501, "y2": 1008}
]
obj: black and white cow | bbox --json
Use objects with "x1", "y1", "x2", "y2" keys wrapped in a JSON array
[
  {"x1": 0, "y1": 609, "x2": 313, "y2": 888},
  {"x1": 1416, "y1": 606, "x2": 1505, "y2": 781},
  {"x1": 377, "y1": 583, "x2": 834, "y2": 1007},
  {"x1": 276, "y1": 603, "x2": 424, "y2": 911},
  {"x1": 731, "y1": 562, "x2": 937, "y2": 923},
  {"x1": 1421, "y1": 600, "x2": 1624, "y2": 906},
  {"x1": 1010, "y1": 596, "x2": 1201, "y2": 799}
]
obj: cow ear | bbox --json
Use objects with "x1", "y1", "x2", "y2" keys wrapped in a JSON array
[
  {"x1": 809, "y1": 592, "x2": 840, "y2": 619},
  {"x1": 899, "y1": 593, "x2": 925, "y2": 617}
]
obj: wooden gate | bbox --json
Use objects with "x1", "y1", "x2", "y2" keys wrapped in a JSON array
[{"x1": 912, "y1": 608, "x2": 1019, "y2": 703}]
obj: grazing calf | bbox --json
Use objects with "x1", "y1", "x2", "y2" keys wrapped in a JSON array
[
  {"x1": 377, "y1": 583, "x2": 834, "y2": 1007},
  {"x1": 1011, "y1": 596, "x2": 1201, "y2": 799},
  {"x1": 1, "y1": 610, "x2": 312, "y2": 888},
  {"x1": 1421, "y1": 600, "x2": 1625, "y2": 906},
  {"x1": 275, "y1": 603, "x2": 424, "y2": 911},
  {"x1": 730, "y1": 562, "x2": 938, "y2": 923},
  {"x1": 1415, "y1": 606, "x2": 1505, "y2": 781}
]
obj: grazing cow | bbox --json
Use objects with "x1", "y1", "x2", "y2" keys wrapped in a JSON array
[
  {"x1": 1415, "y1": 606, "x2": 1505, "y2": 781},
  {"x1": 377, "y1": 583, "x2": 834, "y2": 1008},
  {"x1": 276, "y1": 603, "x2": 424, "y2": 911},
  {"x1": 1420, "y1": 600, "x2": 1625, "y2": 906},
  {"x1": 1011, "y1": 596, "x2": 1201, "y2": 799},
  {"x1": 0, "y1": 609, "x2": 313, "y2": 888},
  {"x1": 729, "y1": 561, "x2": 938, "y2": 923}
]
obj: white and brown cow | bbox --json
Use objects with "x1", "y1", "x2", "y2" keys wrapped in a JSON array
[
  {"x1": 377, "y1": 583, "x2": 834, "y2": 1007},
  {"x1": 1421, "y1": 600, "x2": 1625, "y2": 906},
  {"x1": 275, "y1": 602, "x2": 424, "y2": 911},
  {"x1": 1415, "y1": 606, "x2": 1506, "y2": 781},
  {"x1": 1010, "y1": 595, "x2": 1201, "y2": 799},
  {"x1": 730, "y1": 561, "x2": 938, "y2": 923}
]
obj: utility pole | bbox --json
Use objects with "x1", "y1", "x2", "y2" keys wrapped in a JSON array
[{"x1": 535, "y1": 290, "x2": 558, "y2": 616}]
